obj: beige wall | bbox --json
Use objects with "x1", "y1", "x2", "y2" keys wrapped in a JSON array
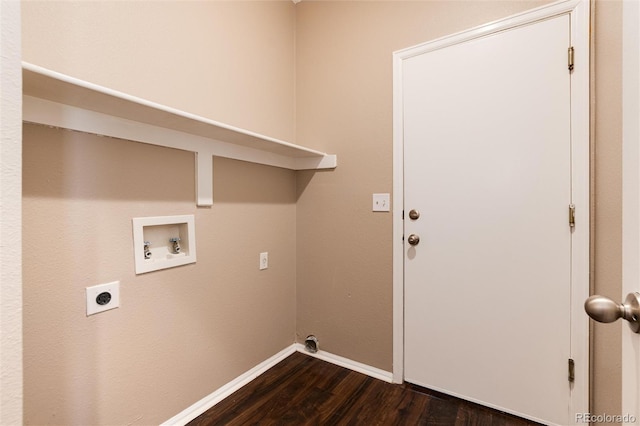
[
  {"x1": 22, "y1": 2, "x2": 297, "y2": 425},
  {"x1": 295, "y1": 0, "x2": 623, "y2": 420},
  {"x1": 22, "y1": 128, "x2": 297, "y2": 425},
  {"x1": 592, "y1": 0, "x2": 623, "y2": 418},
  {"x1": 22, "y1": 0, "x2": 296, "y2": 142},
  {"x1": 21, "y1": 0, "x2": 625, "y2": 424},
  {"x1": 295, "y1": 0, "x2": 552, "y2": 374},
  {"x1": 1, "y1": 1, "x2": 23, "y2": 424}
]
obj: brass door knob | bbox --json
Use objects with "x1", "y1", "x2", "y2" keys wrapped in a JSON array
[{"x1": 407, "y1": 234, "x2": 420, "y2": 246}]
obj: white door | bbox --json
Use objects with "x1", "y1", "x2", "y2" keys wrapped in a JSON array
[{"x1": 402, "y1": 13, "x2": 577, "y2": 426}]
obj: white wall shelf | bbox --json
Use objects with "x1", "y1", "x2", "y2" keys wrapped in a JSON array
[{"x1": 22, "y1": 62, "x2": 337, "y2": 206}]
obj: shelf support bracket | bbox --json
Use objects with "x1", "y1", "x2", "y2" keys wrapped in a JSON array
[{"x1": 195, "y1": 151, "x2": 213, "y2": 207}]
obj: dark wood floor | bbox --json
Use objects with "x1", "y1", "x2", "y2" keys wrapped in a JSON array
[{"x1": 188, "y1": 351, "x2": 542, "y2": 425}]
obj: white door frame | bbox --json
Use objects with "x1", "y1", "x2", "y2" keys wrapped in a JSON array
[
  {"x1": 622, "y1": 0, "x2": 640, "y2": 423},
  {"x1": 392, "y1": 0, "x2": 590, "y2": 419}
]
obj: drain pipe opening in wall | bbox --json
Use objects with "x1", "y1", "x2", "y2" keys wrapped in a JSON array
[{"x1": 304, "y1": 335, "x2": 319, "y2": 353}]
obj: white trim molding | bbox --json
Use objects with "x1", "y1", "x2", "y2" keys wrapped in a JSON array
[
  {"x1": 293, "y1": 344, "x2": 393, "y2": 383},
  {"x1": 392, "y1": 0, "x2": 590, "y2": 421}
]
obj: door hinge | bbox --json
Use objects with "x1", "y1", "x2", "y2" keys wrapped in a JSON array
[
  {"x1": 568, "y1": 358, "x2": 575, "y2": 382},
  {"x1": 569, "y1": 204, "x2": 576, "y2": 229},
  {"x1": 568, "y1": 46, "x2": 575, "y2": 72}
]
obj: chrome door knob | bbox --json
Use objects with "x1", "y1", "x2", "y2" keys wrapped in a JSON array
[
  {"x1": 407, "y1": 234, "x2": 420, "y2": 246},
  {"x1": 584, "y1": 292, "x2": 640, "y2": 333}
]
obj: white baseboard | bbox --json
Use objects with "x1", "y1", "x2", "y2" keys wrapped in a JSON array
[
  {"x1": 162, "y1": 343, "x2": 394, "y2": 425},
  {"x1": 161, "y1": 344, "x2": 297, "y2": 426},
  {"x1": 293, "y1": 343, "x2": 393, "y2": 383}
]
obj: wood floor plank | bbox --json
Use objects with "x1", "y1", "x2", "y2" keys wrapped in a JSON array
[
  {"x1": 187, "y1": 352, "x2": 544, "y2": 426},
  {"x1": 188, "y1": 353, "x2": 315, "y2": 425}
]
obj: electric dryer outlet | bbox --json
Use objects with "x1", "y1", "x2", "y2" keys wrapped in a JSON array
[{"x1": 86, "y1": 281, "x2": 120, "y2": 316}]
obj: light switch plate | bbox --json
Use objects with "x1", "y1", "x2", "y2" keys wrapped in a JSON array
[
  {"x1": 372, "y1": 193, "x2": 390, "y2": 212},
  {"x1": 260, "y1": 252, "x2": 268, "y2": 270}
]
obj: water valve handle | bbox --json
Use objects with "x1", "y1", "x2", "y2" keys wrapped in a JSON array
[
  {"x1": 143, "y1": 241, "x2": 152, "y2": 259},
  {"x1": 170, "y1": 237, "x2": 181, "y2": 254}
]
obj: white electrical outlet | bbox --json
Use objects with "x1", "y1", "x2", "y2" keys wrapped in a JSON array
[
  {"x1": 372, "y1": 193, "x2": 390, "y2": 212},
  {"x1": 260, "y1": 252, "x2": 268, "y2": 270},
  {"x1": 86, "y1": 281, "x2": 120, "y2": 316}
]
